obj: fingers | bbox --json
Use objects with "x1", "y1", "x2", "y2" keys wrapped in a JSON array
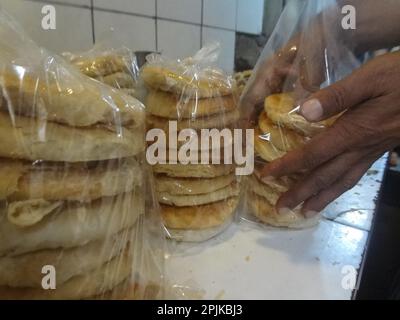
[
  {"x1": 260, "y1": 124, "x2": 355, "y2": 178},
  {"x1": 301, "y1": 158, "x2": 376, "y2": 213},
  {"x1": 276, "y1": 150, "x2": 365, "y2": 210},
  {"x1": 299, "y1": 66, "x2": 374, "y2": 122}
]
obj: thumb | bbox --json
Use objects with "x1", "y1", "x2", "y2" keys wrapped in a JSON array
[{"x1": 299, "y1": 68, "x2": 371, "y2": 122}]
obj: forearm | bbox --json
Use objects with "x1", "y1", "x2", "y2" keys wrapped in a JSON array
[{"x1": 336, "y1": 0, "x2": 400, "y2": 54}]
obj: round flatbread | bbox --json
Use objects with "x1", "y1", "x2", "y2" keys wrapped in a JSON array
[
  {"x1": 248, "y1": 192, "x2": 319, "y2": 229},
  {"x1": 0, "y1": 228, "x2": 134, "y2": 288},
  {"x1": 156, "y1": 174, "x2": 236, "y2": 195},
  {"x1": 161, "y1": 196, "x2": 238, "y2": 230},
  {"x1": 146, "y1": 90, "x2": 236, "y2": 119},
  {"x1": 254, "y1": 127, "x2": 286, "y2": 162},
  {"x1": 248, "y1": 175, "x2": 280, "y2": 206},
  {"x1": 0, "y1": 112, "x2": 144, "y2": 162},
  {"x1": 0, "y1": 192, "x2": 143, "y2": 256},
  {"x1": 73, "y1": 54, "x2": 129, "y2": 78},
  {"x1": 158, "y1": 182, "x2": 239, "y2": 206},
  {"x1": 253, "y1": 163, "x2": 301, "y2": 193},
  {"x1": 0, "y1": 69, "x2": 144, "y2": 128},
  {"x1": 167, "y1": 218, "x2": 232, "y2": 242},
  {"x1": 0, "y1": 250, "x2": 132, "y2": 300},
  {"x1": 96, "y1": 72, "x2": 135, "y2": 89},
  {"x1": 258, "y1": 111, "x2": 306, "y2": 152},
  {"x1": 265, "y1": 93, "x2": 330, "y2": 136},
  {"x1": 146, "y1": 109, "x2": 240, "y2": 132},
  {"x1": 3, "y1": 158, "x2": 141, "y2": 203},
  {"x1": 141, "y1": 65, "x2": 233, "y2": 98},
  {"x1": 153, "y1": 163, "x2": 234, "y2": 178}
]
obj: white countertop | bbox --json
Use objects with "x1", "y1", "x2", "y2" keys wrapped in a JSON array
[{"x1": 165, "y1": 156, "x2": 387, "y2": 300}]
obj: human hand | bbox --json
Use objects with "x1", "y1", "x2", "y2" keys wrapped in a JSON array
[
  {"x1": 240, "y1": 17, "x2": 329, "y2": 128},
  {"x1": 260, "y1": 52, "x2": 400, "y2": 215}
]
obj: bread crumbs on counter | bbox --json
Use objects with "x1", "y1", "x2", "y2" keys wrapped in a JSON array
[
  {"x1": 366, "y1": 169, "x2": 379, "y2": 176},
  {"x1": 245, "y1": 256, "x2": 250, "y2": 262}
]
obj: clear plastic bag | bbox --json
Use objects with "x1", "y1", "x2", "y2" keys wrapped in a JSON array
[
  {"x1": 64, "y1": 43, "x2": 140, "y2": 98},
  {"x1": 240, "y1": 0, "x2": 360, "y2": 229},
  {"x1": 142, "y1": 43, "x2": 241, "y2": 242},
  {"x1": 0, "y1": 11, "x2": 165, "y2": 299}
]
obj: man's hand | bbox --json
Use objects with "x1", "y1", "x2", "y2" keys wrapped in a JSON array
[
  {"x1": 240, "y1": 16, "x2": 331, "y2": 128},
  {"x1": 260, "y1": 52, "x2": 400, "y2": 215}
]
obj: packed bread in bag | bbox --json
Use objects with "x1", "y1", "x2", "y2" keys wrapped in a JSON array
[
  {"x1": 142, "y1": 43, "x2": 241, "y2": 242},
  {"x1": 0, "y1": 11, "x2": 164, "y2": 299}
]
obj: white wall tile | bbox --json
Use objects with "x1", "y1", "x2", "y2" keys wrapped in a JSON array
[
  {"x1": 157, "y1": 0, "x2": 201, "y2": 24},
  {"x1": 93, "y1": 0, "x2": 155, "y2": 16},
  {"x1": 157, "y1": 20, "x2": 200, "y2": 59},
  {"x1": 236, "y1": 0, "x2": 264, "y2": 34},
  {"x1": 203, "y1": 0, "x2": 236, "y2": 30},
  {"x1": 94, "y1": 10, "x2": 156, "y2": 52},
  {"x1": 0, "y1": 0, "x2": 93, "y2": 53},
  {"x1": 202, "y1": 27, "x2": 235, "y2": 72}
]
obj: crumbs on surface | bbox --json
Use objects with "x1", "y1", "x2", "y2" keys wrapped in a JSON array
[
  {"x1": 215, "y1": 290, "x2": 226, "y2": 300},
  {"x1": 366, "y1": 169, "x2": 379, "y2": 176}
]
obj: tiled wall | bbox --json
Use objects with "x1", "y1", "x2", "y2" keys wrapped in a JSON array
[{"x1": 0, "y1": 0, "x2": 266, "y2": 72}]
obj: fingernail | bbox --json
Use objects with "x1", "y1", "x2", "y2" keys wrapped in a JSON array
[
  {"x1": 304, "y1": 210, "x2": 319, "y2": 219},
  {"x1": 301, "y1": 99, "x2": 323, "y2": 121}
]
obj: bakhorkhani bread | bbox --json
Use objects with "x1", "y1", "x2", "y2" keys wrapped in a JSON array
[
  {"x1": 96, "y1": 72, "x2": 135, "y2": 89},
  {"x1": 254, "y1": 127, "x2": 285, "y2": 162},
  {"x1": 161, "y1": 196, "x2": 238, "y2": 230},
  {"x1": 264, "y1": 93, "x2": 334, "y2": 136},
  {"x1": 248, "y1": 192, "x2": 319, "y2": 229},
  {"x1": 146, "y1": 90, "x2": 236, "y2": 119},
  {"x1": 141, "y1": 65, "x2": 233, "y2": 98},
  {"x1": 72, "y1": 54, "x2": 129, "y2": 77},
  {"x1": 253, "y1": 164, "x2": 300, "y2": 193},
  {"x1": 0, "y1": 158, "x2": 141, "y2": 202},
  {"x1": 153, "y1": 163, "x2": 235, "y2": 178},
  {"x1": 0, "y1": 159, "x2": 26, "y2": 200},
  {"x1": 146, "y1": 109, "x2": 240, "y2": 131},
  {"x1": 87, "y1": 278, "x2": 139, "y2": 300},
  {"x1": 0, "y1": 192, "x2": 143, "y2": 256},
  {"x1": 158, "y1": 182, "x2": 239, "y2": 206},
  {"x1": 0, "y1": 112, "x2": 144, "y2": 162},
  {"x1": 155, "y1": 128, "x2": 234, "y2": 151},
  {"x1": 258, "y1": 111, "x2": 306, "y2": 152},
  {"x1": 249, "y1": 175, "x2": 280, "y2": 206},
  {"x1": 166, "y1": 218, "x2": 233, "y2": 242},
  {"x1": 0, "y1": 68, "x2": 145, "y2": 128},
  {"x1": 119, "y1": 88, "x2": 137, "y2": 97},
  {"x1": 0, "y1": 158, "x2": 142, "y2": 202},
  {"x1": 0, "y1": 228, "x2": 134, "y2": 288},
  {"x1": 156, "y1": 174, "x2": 236, "y2": 195},
  {"x1": 0, "y1": 250, "x2": 132, "y2": 299}
]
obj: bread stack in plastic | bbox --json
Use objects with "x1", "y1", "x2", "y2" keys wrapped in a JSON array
[
  {"x1": 0, "y1": 13, "x2": 167, "y2": 297},
  {"x1": 142, "y1": 47, "x2": 240, "y2": 242},
  {"x1": 248, "y1": 92, "x2": 334, "y2": 228},
  {"x1": 69, "y1": 48, "x2": 138, "y2": 98}
]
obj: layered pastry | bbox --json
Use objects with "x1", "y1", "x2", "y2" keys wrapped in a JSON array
[
  {"x1": 248, "y1": 92, "x2": 336, "y2": 229},
  {"x1": 70, "y1": 50, "x2": 139, "y2": 98},
  {"x1": 142, "y1": 55, "x2": 240, "y2": 242},
  {"x1": 0, "y1": 60, "x2": 154, "y2": 299}
]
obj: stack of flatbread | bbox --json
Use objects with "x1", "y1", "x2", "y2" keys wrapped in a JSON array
[
  {"x1": 249, "y1": 92, "x2": 337, "y2": 228},
  {"x1": 0, "y1": 63, "x2": 147, "y2": 299},
  {"x1": 72, "y1": 53, "x2": 138, "y2": 98},
  {"x1": 142, "y1": 62, "x2": 240, "y2": 242}
]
